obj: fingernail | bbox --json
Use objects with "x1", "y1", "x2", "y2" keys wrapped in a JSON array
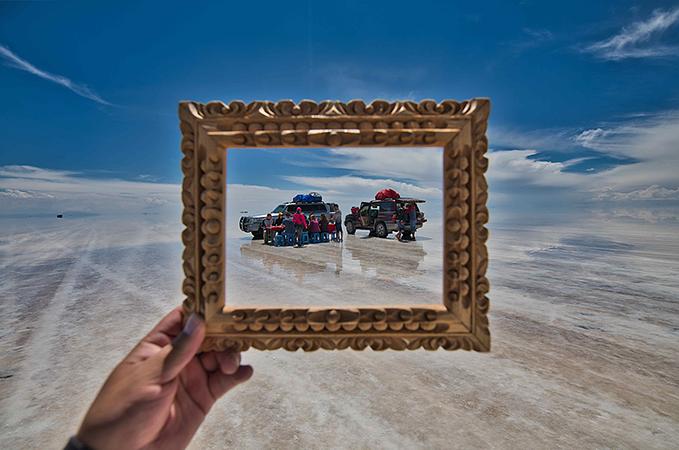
[
  {"x1": 184, "y1": 314, "x2": 200, "y2": 335},
  {"x1": 227, "y1": 353, "x2": 240, "y2": 371}
]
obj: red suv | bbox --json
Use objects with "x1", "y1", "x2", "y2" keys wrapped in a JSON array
[{"x1": 344, "y1": 198, "x2": 426, "y2": 238}]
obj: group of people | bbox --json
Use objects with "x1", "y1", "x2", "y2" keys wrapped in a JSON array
[
  {"x1": 395, "y1": 203, "x2": 418, "y2": 242},
  {"x1": 261, "y1": 205, "x2": 343, "y2": 247}
]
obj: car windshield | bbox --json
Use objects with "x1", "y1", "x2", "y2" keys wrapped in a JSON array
[{"x1": 271, "y1": 204, "x2": 286, "y2": 213}]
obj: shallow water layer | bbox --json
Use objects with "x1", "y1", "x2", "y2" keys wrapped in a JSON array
[
  {"x1": 0, "y1": 214, "x2": 678, "y2": 449},
  {"x1": 225, "y1": 220, "x2": 443, "y2": 308}
]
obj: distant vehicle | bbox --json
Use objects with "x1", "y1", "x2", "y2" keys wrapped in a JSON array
[
  {"x1": 239, "y1": 193, "x2": 338, "y2": 239},
  {"x1": 56, "y1": 214, "x2": 63, "y2": 219},
  {"x1": 344, "y1": 197, "x2": 426, "y2": 239}
]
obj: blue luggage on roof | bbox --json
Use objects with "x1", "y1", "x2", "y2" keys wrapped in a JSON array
[{"x1": 293, "y1": 192, "x2": 323, "y2": 203}]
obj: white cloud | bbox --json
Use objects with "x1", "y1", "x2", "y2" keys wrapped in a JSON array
[
  {"x1": 0, "y1": 165, "x2": 179, "y2": 214},
  {"x1": 0, "y1": 44, "x2": 112, "y2": 105},
  {"x1": 574, "y1": 128, "x2": 608, "y2": 148},
  {"x1": 137, "y1": 174, "x2": 160, "y2": 182},
  {"x1": 582, "y1": 7, "x2": 679, "y2": 60},
  {"x1": 0, "y1": 188, "x2": 55, "y2": 199},
  {"x1": 281, "y1": 175, "x2": 441, "y2": 199},
  {"x1": 487, "y1": 150, "x2": 581, "y2": 187},
  {"x1": 142, "y1": 197, "x2": 169, "y2": 207},
  {"x1": 0, "y1": 165, "x2": 78, "y2": 181},
  {"x1": 289, "y1": 147, "x2": 443, "y2": 189},
  {"x1": 593, "y1": 206, "x2": 679, "y2": 223},
  {"x1": 593, "y1": 185, "x2": 679, "y2": 201}
]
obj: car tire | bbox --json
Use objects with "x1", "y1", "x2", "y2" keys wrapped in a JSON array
[
  {"x1": 375, "y1": 222, "x2": 388, "y2": 238},
  {"x1": 251, "y1": 231, "x2": 263, "y2": 239},
  {"x1": 345, "y1": 221, "x2": 356, "y2": 235}
]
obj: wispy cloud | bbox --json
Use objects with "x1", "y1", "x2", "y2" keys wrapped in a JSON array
[
  {"x1": 582, "y1": 7, "x2": 679, "y2": 60},
  {"x1": 506, "y1": 28, "x2": 555, "y2": 55},
  {"x1": 317, "y1": 64, "x2": 427, "y2": 100},
  {"x1": 0, "y1": 44, "x2": 112, "y2": 105}
]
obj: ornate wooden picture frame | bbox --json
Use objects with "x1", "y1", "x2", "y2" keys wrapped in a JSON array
[{"x1": 179, "y1": 98, "x2": 491, "y2": 352}]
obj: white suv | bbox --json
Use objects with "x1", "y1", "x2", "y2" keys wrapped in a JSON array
[{"x1": 239, "y1": 200, "x2": 338, "y2": 238}]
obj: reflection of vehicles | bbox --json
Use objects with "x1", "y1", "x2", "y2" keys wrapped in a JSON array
[
  {"x1": 239, "y1": 242, "x2": 329, "y2": 282},
  {"x1": 344, "y1": 198, "x2": 426, "y2": 238},
  {"x1": 344, "y1": 238, "x2": 427, "y2": 278},
  {"x1": 239, "y1": 196, "x2": 338, "y2": 239}
]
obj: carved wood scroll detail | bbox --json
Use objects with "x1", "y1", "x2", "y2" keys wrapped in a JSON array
[
  {"x1": 179, "y1": 98, "x2": 491, "y2": 352},
  {"x1": 179, "y1": 102, "x2": 200, "y2": 317}
]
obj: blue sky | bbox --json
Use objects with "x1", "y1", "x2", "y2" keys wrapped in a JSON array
[{"x1": 1, "y1": 1, "x2": 679, "y2": 222}]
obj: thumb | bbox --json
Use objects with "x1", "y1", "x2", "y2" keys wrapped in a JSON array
[{"x1": 155, "y1": 314, "x2": 206, "y2": 383}]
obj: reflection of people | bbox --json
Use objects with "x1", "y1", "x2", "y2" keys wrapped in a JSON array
[
  {"x1": 319, "y1": 214, "x2": 330, "y2": 234},
  {"x1": 333, "y1": 205, "x2": 343, "y2": 242},
  {"x1": 240, "y1": 242, "x2": 327, "y2": 281},
  {"x1": 332, "y1": 243, "x2": 343, "y2": 277},
  {"x1": 347, "y1": 239, "x2": 427, "y2": 276},
  {"x1": 292, "y1": 207, "x2": 307, "y2": 247},
  {"x1": 67, "y1": 307, "x2": 252, "y2": 450}
]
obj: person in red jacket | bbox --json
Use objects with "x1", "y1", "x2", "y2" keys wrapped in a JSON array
[{"x1": 292, "y1": 206, "x2": 308, "y2": 247}]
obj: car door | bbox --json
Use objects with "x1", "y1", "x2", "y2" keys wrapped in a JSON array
[
  {"x1": 359, "y1": 203, "x2": 371, "y2": 227},
  {"x1": 378, "y1": 201, "x2": 393, "y2": 222}
]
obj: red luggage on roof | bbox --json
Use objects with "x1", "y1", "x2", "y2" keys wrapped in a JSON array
[{"x1": 375, "y1": 189, "x2": 400, "y2": 200}]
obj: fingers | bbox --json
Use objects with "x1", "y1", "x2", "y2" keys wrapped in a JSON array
[
  {"x1": 199, "y1": 351, "x2": 219, "y2": 372},
  {"x1": 199, "y1": 351, "x2": 240, "y2": 374},
  {"x1": 125, "y1": 307, "x2": 186, "y2": 364},
  {"x1": 152, "y1": 314, "x2": 206, "y2": 383},
  {"x1": 208, "y1": 365, "x2": 254, "y2": 400},
  {"x1": 143, "y1": 306, "x2": 185, "y2": 348},
  {"x1": 216, "y1": 352, "x2": 241, "y2": 375}
]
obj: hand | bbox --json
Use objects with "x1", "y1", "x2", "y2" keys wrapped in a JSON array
[{"x1": 76, "y1": 307, "x2": 253, "y2": 450}]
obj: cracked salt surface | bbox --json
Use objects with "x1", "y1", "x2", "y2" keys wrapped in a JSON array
[{"x1": 0, "y1": 214, "x2": 678, "y2": 449}]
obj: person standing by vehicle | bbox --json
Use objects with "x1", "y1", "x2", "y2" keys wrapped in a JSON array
[
  {"x1": 333, "y1": 204, "x2": 343, "y2": 242},
  {"x1": 406, "y1": 203, "x2": 417, "y2": 241},
  {"x1": 395, "y1": 206, "x2": 406, "y2": 242},
  {"x1": 282, "y1": 212, "x2": 295, "y2": 242},
  {"x1": 292, "y1": 206, "x2": 308, "y2": 247}
]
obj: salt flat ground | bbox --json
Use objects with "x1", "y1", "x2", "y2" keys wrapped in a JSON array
[{"x1": 0, "y1": 214, "x2": 678, "y2": 449}]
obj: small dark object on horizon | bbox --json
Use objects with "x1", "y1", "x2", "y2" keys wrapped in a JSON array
[{"x1": 56, "y1": 214, "x2": 63, "y2": 219}]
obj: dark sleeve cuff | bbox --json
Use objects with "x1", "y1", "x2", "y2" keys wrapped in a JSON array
[{"x1": 64, "y1": 436, "x2": 96, "y2": 450}]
